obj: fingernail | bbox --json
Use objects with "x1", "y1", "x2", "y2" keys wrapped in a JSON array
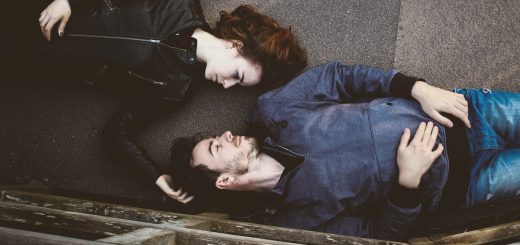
[{"x1": 59, "y1": 31, "x2": 64, "y2": 37}]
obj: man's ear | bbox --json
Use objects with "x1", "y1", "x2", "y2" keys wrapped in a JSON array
[{"x1": 215, "y1": 174, "x2": 236, "y2": 190}]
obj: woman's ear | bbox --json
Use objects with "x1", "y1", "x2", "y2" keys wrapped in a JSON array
[
  {"x1": 231, "y1": 40, "x2": 243, "y2": 50},
  {"x1": 215, "y1": 174, "x2": 236, "y2": 190}
]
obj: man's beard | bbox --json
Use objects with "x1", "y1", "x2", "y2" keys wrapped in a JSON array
[{"x1": 224, "y1": 137, "x2": 259, "y2": 175}]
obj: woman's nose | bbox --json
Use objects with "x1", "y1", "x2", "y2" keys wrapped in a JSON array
[{"x1": 222, "y1": 79, "x2": 237, "y2": 89}]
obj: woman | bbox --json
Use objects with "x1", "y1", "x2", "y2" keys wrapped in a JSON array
[{"x1": 38, "y1": 0, "x2": 308, "y2": 205}]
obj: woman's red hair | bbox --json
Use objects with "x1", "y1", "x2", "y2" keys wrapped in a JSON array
[{"x1": 212, "y1": 5, "x2": 308, "y2": 89}]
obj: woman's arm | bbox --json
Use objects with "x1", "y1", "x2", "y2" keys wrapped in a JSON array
[
  {"x1": 39, "y1": 0, "x2": 71, "y2": 41},
  {"x1": 104, "y1": 100, "x2": 193, "y2": 204}
]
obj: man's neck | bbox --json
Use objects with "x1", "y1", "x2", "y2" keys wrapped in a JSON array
[{"x1": 236, "y1": 153, "x2": 285, "y2": 192}]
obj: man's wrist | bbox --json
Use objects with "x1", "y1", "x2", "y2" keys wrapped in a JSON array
[
  {"x1": 398, "y1": 172, "x2": 421, "y2": 189},
  {"x1": 410, "y1": 81, "x2": 429, "y2": 100},
  {"x1": 389, "y1": 73, "x2": 424, "y2": 98}
]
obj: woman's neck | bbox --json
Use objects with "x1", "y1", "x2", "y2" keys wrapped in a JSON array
[{"x1": 191, "y1": 28, "x2": 229, "y2": 63}]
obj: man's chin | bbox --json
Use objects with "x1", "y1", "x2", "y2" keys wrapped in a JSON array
[{"x1": 246, "y1": 137, "x2": 260, "y2": 159}]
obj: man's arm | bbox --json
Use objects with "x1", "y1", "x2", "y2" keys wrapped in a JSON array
[
  {"x1": 332, "y1": 62, "x2": 470, "y2": 128},
  {"x1": 411, "y1": 82, "x2": 471, "y2": 128},
  {"x1": 266, "y1": 62, "x2": 469, "y2": 128},
  {"x1": 103, "y1": 101, "x2": 193, "y2": 204}
]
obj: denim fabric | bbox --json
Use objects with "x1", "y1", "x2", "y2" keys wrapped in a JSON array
[{"x1": 453, "y1": 88, "x2": 520, "y2": 207}]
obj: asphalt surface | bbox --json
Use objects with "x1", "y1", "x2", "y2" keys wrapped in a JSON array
[{"x1": 0, "y1": 0, "x2": 519, "y2": 210}]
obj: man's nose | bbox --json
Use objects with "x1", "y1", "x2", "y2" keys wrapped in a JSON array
[{"x1": 220, "y1": 131, "x2": 233, "y2": 142}]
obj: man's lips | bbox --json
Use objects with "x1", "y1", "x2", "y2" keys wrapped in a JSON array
[{"x1": 235, "y1": 135, "x2": 241, "y2": 147}]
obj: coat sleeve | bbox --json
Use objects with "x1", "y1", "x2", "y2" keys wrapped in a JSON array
[
  {"x1": 316, "y1": 199, "x2": 422, "y2": 241},
  {"x1": 103, "y1": 100, "x2": 181, "y2": 183},
  {"x1": 261, "y1": 62, "x2": 420, "y2": 103}
]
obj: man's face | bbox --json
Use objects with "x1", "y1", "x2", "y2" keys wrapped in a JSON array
[
  {"x1": 204, "y1": 47, "x2": 263, "y2": 89},
  {"x1": 191, "y1": 131, "x2": 259, "y2": 174}
]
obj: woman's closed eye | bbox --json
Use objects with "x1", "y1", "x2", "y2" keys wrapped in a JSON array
[{"x1": 234, "y1": 70, "x2": 242, "y2": 80}]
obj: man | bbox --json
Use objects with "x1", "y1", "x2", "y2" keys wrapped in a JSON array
[{"x1": 171, "y1": 62, "x2": 520, "y2": 240}]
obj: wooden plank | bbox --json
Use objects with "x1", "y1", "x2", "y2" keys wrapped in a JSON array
[
  {"x1": 197, "y1": 212, "x2": 230, "y2": 219},
  {"x1": 413, "y1": 198, "x2": 520, "y2": 236},
  {"x1": 0, "y1": 201, "x2": 299, "y2": 244},
  {"x1": 0, "y1": 226, "x2": 109, "y2": 245},
  {"x1": 407, "y1": 237, "x2": 434, "y2": 245},
  {"x1": 433, "y1": 220, "x2": 520, "y2": 245},
  {"x1": 97, "y1": 227, "x2": 176, "y2": 245},
  {"x1": 1, "y1": 190, "x2": 402, "y2": 245}
]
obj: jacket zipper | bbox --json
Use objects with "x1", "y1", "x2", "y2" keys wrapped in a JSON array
[
  {"x1": 65, "y1": 34, "x2": 187, "y2": 52},
  {"x1": 128, "y1": 71, "x2": 167, "y2": 86}
]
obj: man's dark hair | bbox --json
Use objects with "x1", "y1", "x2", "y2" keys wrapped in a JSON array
[
  {"x1": 169, "y1": 133, "x2": 281, "y2": 221},
  {"x1": 168, "y1": 135, "x2": 219, "y2": 198}
]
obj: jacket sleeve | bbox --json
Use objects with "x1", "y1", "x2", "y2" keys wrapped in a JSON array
[
  {"x1": 103, "y1": 100, "x2": 181, "y2": 183},
  {"x1": 263, "y1": 62, "x2": 421, "y2": 103},
  {"x1": 316, "y1": 199, "x2": 422, "y2": 241}
]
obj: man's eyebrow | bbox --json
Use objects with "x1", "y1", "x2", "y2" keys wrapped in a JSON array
[{"x1": 208, "y1": 140, "x2": 214, "y2": 157}]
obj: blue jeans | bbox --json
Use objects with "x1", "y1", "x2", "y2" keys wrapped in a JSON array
[{"x1": 453, "y1": 88, "x2": 520, "y2": 207}]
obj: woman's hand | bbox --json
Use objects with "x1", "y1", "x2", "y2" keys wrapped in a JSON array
[
  {"x1": 39, "y1": 0, "x2": 71, "y2": 41},
  {"x1": 397, "y1": 122, "x2": 444, "y2": 189},
  {"x1": 411, "y1": 81, "x2": 471, "y2": 128},
  {"x1": 155, "y1": 174, "x2": 194, "y2": 204}
]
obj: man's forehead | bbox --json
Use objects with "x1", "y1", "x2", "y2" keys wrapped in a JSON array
[{"x1": 192, "y1": 139, "x2": 211, "y2": 165}]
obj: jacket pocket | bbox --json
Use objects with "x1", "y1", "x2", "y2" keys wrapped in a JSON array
[{"x1": 367, "y1": 98, "x2": 449, "y2": 191}]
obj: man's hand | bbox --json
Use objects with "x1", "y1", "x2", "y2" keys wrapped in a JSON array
[
  {"x1": 397, "y1": 122, "x2": 444, "y2": 189},
  {"x1": 39, "y1": 0, "x2": 71, "y2": 41},
  {"x1": 411, "y1": 81, "x2": 471, "y2": 128},
  {"x1": 155, "y1": 174, "x2": 194, "y2": 204}
]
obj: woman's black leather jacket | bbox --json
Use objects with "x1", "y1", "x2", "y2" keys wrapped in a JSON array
[
  {"x1": 43, "y1": 0, "x2": 209, "y2": 183},
  {"x1": 44, "y1": 0, "x2": 208, "y2": 102}
]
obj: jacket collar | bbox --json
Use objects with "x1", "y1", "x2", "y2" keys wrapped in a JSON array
[{"x1": 261, "y1": 137, "x2": 305, "y2": 196}]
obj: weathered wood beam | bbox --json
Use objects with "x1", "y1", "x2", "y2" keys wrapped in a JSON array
[
  {"x1": 97, "y1": 227, "x2": 176, "y2": 245},
  {"x1": 433, "y1": 220, "x2": 520, "y2": 245},
  {"x1": 0, "y1": 201, "x2": 299, "y2": 244},
  {"x1": 1, "y1": 190, "x2": 402, "y2": 245},
  {"x1": 413, "y1": 198, "x2": 520, "y2": 235},
  {"x1": 0, "y1": 226, "x2": 109, "y2": 245},
  {"x1": 197, "y1": 212, "x2": 230, "y2": 219}
]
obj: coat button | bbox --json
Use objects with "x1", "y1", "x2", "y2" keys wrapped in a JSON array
[{"x1": 280, "y1": 120, "x2": 288, "y2": 128}]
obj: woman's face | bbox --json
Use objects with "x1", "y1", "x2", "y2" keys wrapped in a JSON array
[{"x1": 204, "y1": 47, "x2": 262, "y2": 89}]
